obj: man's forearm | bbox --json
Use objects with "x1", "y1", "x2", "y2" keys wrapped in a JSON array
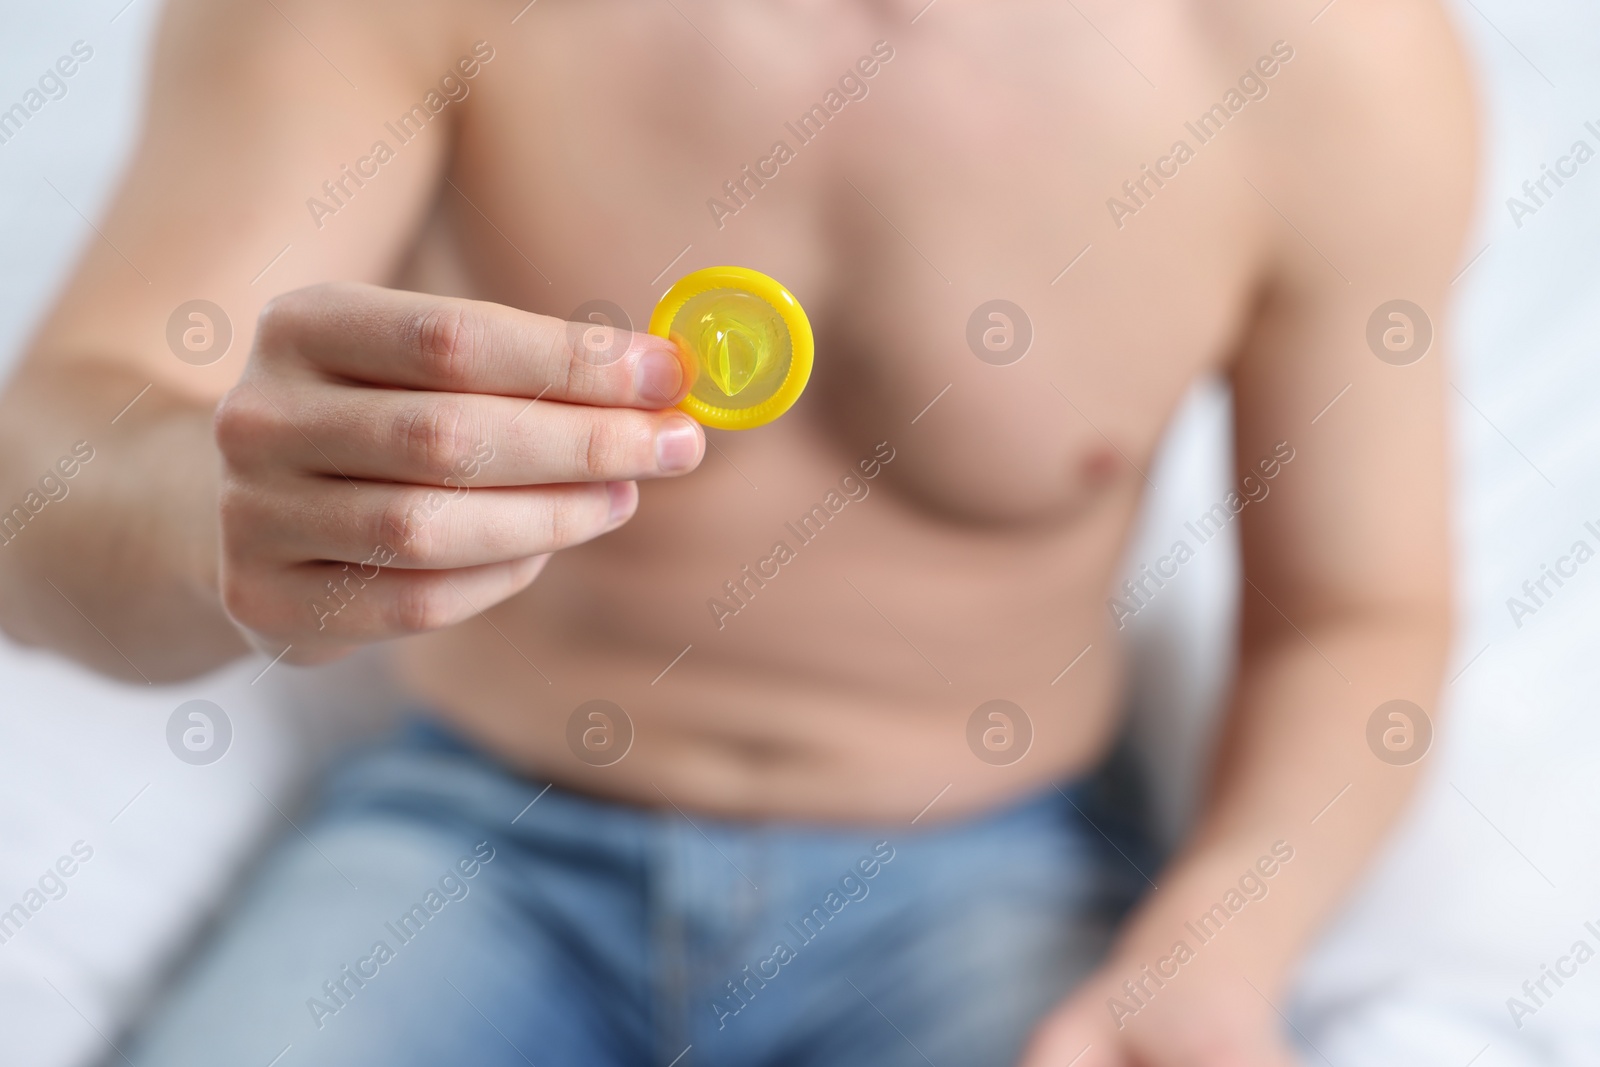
[
  {"x1": 0, "y1": 360, "x2": 247, "y2": 681},
  {"x1": 1106, "y1": 611, "x2": 1451, "y2": 988}
]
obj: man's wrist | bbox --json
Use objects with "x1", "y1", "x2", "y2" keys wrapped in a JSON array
[{"x1": 1109, "y1": 833, "x2": 1310, "y2": 993}]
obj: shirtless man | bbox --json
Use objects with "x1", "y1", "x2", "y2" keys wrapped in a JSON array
[{"x1": 0, "y1": 0, "x2": 1473, "y2": 1063}]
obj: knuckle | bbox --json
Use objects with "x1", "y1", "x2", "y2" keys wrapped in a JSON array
[
  {"x1": 256, "y1": 282, "x2": 365, "y2": 357},
  {"x1": 408, "y1": 302, "x2": 479, "y2": 385},
  {"x1": 254, "y1": 285, "x2": 318, "y2": 350},
  {"x1": 542, "y1": 494, "x2": 573, "y2": 548},
  {"x1": 252, "y1": 295, "x2": 294, "y2": 351},
  {"x1": 212, "y1": 388, "x2": 274, "y2": 465},
  {"x1": 214, "y1": 476, "x2": 254, "y2": 543},
  {"x1": 394, "y1": 400, "x2": 474, "y2": 480},
  {"x1": 374, "y1": 489, "x2": 436, "y2": 562},
  {"x1": 575, "y1": 416, "x2": 641, "y2": 479},
  {"x1": 530, "y1": 315, "x2": 582, "y2": 396},
  {"x1": 543, "y1": 487, "x2": 601, "y2": 549},
  {"x1": 390, "y1": 577, "x2": 459, "y2": 634},
  {"x1": 217, "y1": 562, "x2": 280, "y2": 637},
  {"x1": 216, "y1": 567, "x2": 252, "y2": 625}
]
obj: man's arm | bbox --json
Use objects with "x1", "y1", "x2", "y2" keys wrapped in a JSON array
[
  {"x1": 0, "y1": 0, "x2": 453, "y2": 678},
  {"x1": 0, "y1": 0, "x2": 703, "y2": 681},
  {"x1": 1024, "y1": 1, "x2": 1476, "y2": 1062}
]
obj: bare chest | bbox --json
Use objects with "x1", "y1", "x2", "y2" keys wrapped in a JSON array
[{"x1": 438, "y1": 0, "x2": 1263, "y2": 522}]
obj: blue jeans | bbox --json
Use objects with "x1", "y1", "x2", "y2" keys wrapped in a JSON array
[{"x1": 130, "y1": 716, "x2": 1154, "y2": 1067}]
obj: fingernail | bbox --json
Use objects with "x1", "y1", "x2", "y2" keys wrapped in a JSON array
[
  {"x1": 655, "y1": 418, "x2": 701, "y2": 472},
  {"x1": 606, "y1": 480, "x2": 638, "y2": 524},
  {"x1": 634, "y1": 346, "x2": 683, "y2": 405}
]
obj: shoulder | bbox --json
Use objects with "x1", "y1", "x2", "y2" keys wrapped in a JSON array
[
  {"x1": 149, "y1": 0, "x2": 490, "y2": 92},
  {"x1": 1219, "y1": 0, "x2": 1479, "y2": 276}
]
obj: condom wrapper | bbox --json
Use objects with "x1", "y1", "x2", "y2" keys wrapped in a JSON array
[{"x1": 649, "y1": 266, "x2": 813, "y2": 431}]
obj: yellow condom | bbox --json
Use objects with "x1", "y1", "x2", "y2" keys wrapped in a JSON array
[{"x1": 649, "y1": 266, "x2": 813, "y2": 431}]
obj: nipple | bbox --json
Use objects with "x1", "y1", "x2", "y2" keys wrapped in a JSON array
[{"x1": 649, "y1": 266, "x2": 814, "y2": 431}]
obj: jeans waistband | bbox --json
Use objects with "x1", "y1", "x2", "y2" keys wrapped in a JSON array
[{"x1": 385, "y1": 707, "x2": 1152, "y2": 849}]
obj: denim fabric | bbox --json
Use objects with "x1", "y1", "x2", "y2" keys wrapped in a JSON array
[{"x1": 129, "y1": 716, "x2": 1154, "y2": 1067}]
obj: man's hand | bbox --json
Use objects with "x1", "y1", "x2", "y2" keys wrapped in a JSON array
[
  {"x1": 214, "y1": 281, "x2": 702, "y2": 662},
  {"x1": 1019, "y1": 961, "x2": 1297, "y2": 1067}
]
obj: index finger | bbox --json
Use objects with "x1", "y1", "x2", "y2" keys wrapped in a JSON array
[{"x1": 261, "y1": 282, "x2": 690, "y2": 408}]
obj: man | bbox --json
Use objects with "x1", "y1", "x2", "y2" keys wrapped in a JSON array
[{"x1": 0, "y1": 0, "x2": 1473, "y2": 1063}]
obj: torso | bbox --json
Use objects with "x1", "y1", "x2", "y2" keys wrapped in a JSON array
[{"x1": 394, "y1": 0, "x2": 1270, "y2": 821}]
